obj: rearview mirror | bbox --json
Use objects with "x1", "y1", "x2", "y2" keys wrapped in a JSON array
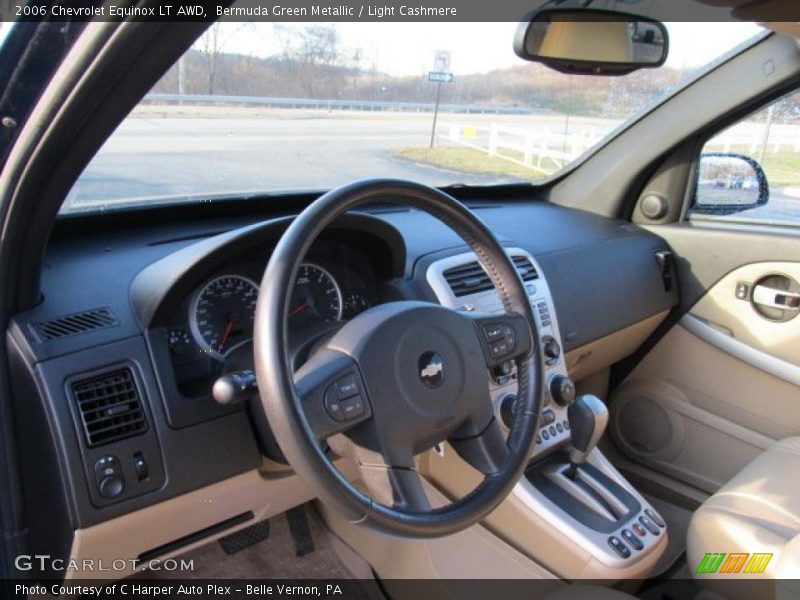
[
  {"x1": 694, "y1": 153, "x2": 769, "y2": 215},
  {"x1": 514, "y1": 9, "x2": 669, "y2": 76}
]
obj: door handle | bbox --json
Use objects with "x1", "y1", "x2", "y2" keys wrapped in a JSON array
[{"x1": 752, "y1": 284, "x2": 800, "y2": 311}]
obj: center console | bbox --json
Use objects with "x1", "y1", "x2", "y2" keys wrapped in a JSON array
[
  {"x1": 425, "y1": 248, "x2": 668, "y2": 575},
  {"x1": 427, "y1": 248, "x2": 574, "y2": 455}
]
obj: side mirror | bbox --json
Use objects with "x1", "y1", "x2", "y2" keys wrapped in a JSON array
[
  {"x1": 694, "y1": 152, "x2": 769, "y2": 215},
  {"x1": 514, "y1": 8, "x2": 669, "y2": 76}
]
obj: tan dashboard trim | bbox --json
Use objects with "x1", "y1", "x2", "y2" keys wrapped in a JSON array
[
  {"x1": 66, "y1": 464, "x2": 318, "y2": 580},
  {"x1": 565, "y1": 311, "x2": 669, "y2": 383}
]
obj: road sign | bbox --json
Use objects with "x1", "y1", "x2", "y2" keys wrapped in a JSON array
[
  {"x1": 428, "y1": 71, "x2": 454, "y2": 83},
  {"x1": 433, "y1": 50, "x2": 451, "y2": 73},
  {"x1": 429, "y1": 51, "x2": 453, "y2": 149}
]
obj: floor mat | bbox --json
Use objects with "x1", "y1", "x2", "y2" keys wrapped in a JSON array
[
  {"x1": 132, "y1": 504, "x2": 385, "y2": 599},
  {"x1": 643, "y1": 494, "x2": 694, "y2": 579}
]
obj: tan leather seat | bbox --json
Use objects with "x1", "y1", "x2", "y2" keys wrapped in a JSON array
[{"x1": 688, "y1": 437, "x2": 800, "y2": 592}]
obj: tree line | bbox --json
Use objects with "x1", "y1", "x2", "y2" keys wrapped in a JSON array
[{"x1": 150, "y1": 24, "x2": 799, "y2": 121}]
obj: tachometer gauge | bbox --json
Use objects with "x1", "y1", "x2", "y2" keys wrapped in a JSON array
[
  {"x1": 288, "y1": 263, "x2": 343, "y2": 327},
  {"x1": 189, "y1": 275, "x2": 259, "y2": 361}
]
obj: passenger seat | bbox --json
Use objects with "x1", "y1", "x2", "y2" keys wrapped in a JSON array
[{"x1": 688, "y1": 437, "x2": 800, "y2": 593}]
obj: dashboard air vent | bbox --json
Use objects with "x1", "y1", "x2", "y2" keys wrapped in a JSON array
[
  {"x1": 443, "y1": 255, "x2": 539, "y2": 297},
  {"x1": 34, "y1": 308, "x2": 118, "y2": 341},
  {"x1": 511, "y1": 255, "x2": 539, "y2": 282},
  {"x1": 72, "y1": 368, "x2": 147, "y2": 447}
]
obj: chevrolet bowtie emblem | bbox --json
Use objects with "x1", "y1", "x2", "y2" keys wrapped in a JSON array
[{"x1": 418, "y1": 352, "x2": 444, "y2": 388}]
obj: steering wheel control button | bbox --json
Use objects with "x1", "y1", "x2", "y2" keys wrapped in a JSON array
[
  {"x1": 640, "y1": 515, "x2": 661, "y2": 536},
  {"x1": 489, "y1": 339, "x2": 510, "y2": 358},
  {"x1": 335, "y1": 375, "x2": 359, "y2": 399},
  {"x1": 541, "y1": 409, "x2": 556, "y2": 425},
  {"x1": 341, "y1": 396, "x2": 365, "y2": 419},
  {"x1": 418, "y1": 352, "x2": 445, "y2": 388},
  {"x1": 94, "y1": 455, "x2": 124, "y2": 499},
  {"x1": 632, "y1": 523, "x2": 647, "y2": 537},
  {"x1": 646, "y1": 509, "x2": 666, "y2": 528},
  {"x1": 541, "y1": 429, "x2": 551, "y2": 441},
  {"x1": 324, "y1": 388, "x2": 345, "y2": 421},
  {"x1": 608, "y1": 536, "x2": 631, "y2": 559},
  {"x1": 621, "y1": 529, "x2": 644, "y2": 551},
  {"x1": 482, "y1": 323, "x2": 505, "y2": 341},
  {"x1": 482, "y1": 322, "x2": 518, "y2": 361}
]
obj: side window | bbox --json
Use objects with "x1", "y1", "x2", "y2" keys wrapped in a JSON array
[{"x1": 690, "y1": 90, "x2": 800, "y2": 225}]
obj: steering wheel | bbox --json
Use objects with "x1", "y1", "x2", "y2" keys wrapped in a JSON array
[{"x1": 254, "y1": 179, "x2": 543, "y2": 538}]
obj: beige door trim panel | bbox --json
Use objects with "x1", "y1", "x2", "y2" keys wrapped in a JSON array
[
  {"x1": 689, "y1": 261, "x2": 800, "y2": 367},
  {"x1": 612, "y1": 322, "x2": 800, "y2": 493},
  {"x1": 610, "y1": 376, "x2": 774, "y2": 492},
  {"x1": 612, "y1": 261, "x2": 800, "y2": 494},
  {"x1": 682, "y1": 313, "x2": 800, "y2": 388}
]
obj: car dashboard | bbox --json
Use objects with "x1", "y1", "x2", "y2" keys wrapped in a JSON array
[{"x1": 6, "y1": 196, "x2": 679, "y2": 579}]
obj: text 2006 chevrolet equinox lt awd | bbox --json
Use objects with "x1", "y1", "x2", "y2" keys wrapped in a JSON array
[{"x1": 1, "y1": 1, "x2": 800, "y2": 599}]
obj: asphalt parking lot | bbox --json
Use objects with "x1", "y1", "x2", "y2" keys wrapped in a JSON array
[{"x1": 64, "y1": 108, "x2": 797, "y2": 225}]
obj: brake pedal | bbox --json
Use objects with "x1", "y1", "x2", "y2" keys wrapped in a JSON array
[{"x1": 286, "y1": 506, "x2": 315, "y2": 557}]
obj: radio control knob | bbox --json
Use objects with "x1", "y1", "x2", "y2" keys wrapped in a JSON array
[
  {"x1": 549, "y1": 374, "x2": 576, "y2": 407},
  {"x1": 543, "y1": 336, "x2": 561, "y2": 360}
]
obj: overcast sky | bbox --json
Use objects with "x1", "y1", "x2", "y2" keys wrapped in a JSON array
[
  {"x1": 0, "y1": 20, "x2": 764, "y2": 77},
  {"x1": 207, "y1": 21, "x2": 764, "y2": 76}
]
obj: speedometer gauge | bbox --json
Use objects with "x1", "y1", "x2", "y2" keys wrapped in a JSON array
[
  {"x1": 288, "y1": 263, "x2": 343, "y2": 327},
  {"x1": 189, "y1": 275, "x2": 259, "y2": 361}
]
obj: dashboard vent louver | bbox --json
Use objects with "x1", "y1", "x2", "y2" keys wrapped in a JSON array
[
  {"x1": 72, "y1": 368, "x2": 147, "y2": 447},
  {"x1": 33, "y1": 308, "x2": 118, "y2": 341},
  {"x1": 443, "y1": 255, "x2": 539, "y2": 297},
  {"x1": 512, "y1": 255, "x2": 540, "y2": 282}
]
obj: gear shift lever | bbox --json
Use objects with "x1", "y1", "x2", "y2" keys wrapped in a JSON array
[{"x1": 565, "y1": 394, "x2": 608, "y2": 478}]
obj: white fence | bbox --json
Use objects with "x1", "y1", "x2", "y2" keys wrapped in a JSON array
[
  {"x1": 705, "y1": 122, "x2": 800, "y2": 155},
  {"x1": 435, "y1": 121, "x2": 608, "y2": 176},
  {"x1": 436, "y1": 118, "x2": 800, "y2": 176}
]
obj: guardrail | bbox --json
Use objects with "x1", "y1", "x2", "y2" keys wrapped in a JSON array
[{"x1": 142, "y1": 93, "x2": 547, "y2": 116}]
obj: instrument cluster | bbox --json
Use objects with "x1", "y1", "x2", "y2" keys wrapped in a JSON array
[{"x1": 165, "y1": 241, "x2": 378, "y2": 397}]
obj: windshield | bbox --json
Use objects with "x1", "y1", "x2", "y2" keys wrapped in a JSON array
[{"x1": 62, "y1": 22, "x2": 763, "y2": 214}]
